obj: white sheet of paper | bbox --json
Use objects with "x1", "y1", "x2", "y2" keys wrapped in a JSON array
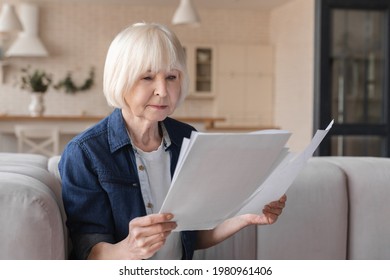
[
  {"x1": 160, "y1": 130, "x2": 291, "y2": 231},
  {"x1": 235, "y1": 121, "x2": 333, "y2": 216},
  {"x1": 159, "y1": 121, "x2": 333, "y2": 231}
]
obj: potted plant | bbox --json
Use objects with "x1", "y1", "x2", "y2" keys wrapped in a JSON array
[{"x1": 19, "y1": 66, "x2": 52, "y2": 116}]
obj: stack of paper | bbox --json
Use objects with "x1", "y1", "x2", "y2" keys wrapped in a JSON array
[{"x1": 160, "y1": 121, "x2": 333, "y2": 231}]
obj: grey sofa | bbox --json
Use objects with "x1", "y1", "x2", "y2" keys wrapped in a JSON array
[
  {"x1": 1, "y1": 153, "x2": 389, "y2": 259},
  {"x1": 196, "y1": 156, "x2": 390, "y2": 260}
]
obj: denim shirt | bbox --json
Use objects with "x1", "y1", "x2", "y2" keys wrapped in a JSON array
[{"x1": 59, "y1": 108, "x2": 197, "y2": 259}]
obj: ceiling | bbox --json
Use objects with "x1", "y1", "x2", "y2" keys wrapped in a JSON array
[
  {"x1": 132, "y1": 0, "x2": 292, "y2": 10},
  {"x1": 53, "y1": 0, "x2": 293, "y2": 11}
]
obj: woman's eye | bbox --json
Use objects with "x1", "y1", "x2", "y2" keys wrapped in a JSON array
[
  {"x1": 142, "y1": 76, "x2": 153, "y2": 80},
  {"x1": 167, "y1": 75, "x2": 177, "y2": 80}
]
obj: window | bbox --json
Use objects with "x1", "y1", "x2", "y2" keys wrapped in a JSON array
[{"x1": 315, "y1": 0, "x2": 390, "y2": 156}]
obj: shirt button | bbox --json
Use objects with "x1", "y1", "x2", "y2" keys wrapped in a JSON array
[
  {"x1": 138, "y1": 165, "x2": 145, "y2": 171},
  {"x1": 147, "y1": 202, "x2": 153, "y2": 209}
]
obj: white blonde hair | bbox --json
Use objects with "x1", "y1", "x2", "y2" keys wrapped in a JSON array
[{"x1": 103, "y1": 22, "x2": 189, "y2": 108}]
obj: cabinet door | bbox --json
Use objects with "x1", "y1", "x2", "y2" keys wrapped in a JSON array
[
  {"x1": 184, "y1": 45, "x2": 216, "y2": 98},
  {"x1": 217, "y1": 44, "x2": 274, "y2": 126}
]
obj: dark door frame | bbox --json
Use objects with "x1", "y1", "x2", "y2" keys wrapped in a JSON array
[{"x1": 314, "y1": 0, "x2": 390, "y2": 156}]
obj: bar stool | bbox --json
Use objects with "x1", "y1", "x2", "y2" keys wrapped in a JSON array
[{"x1": 14, "y1": 125, "x2": 60, "y2": 157}]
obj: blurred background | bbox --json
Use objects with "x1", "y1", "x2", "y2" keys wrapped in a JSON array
[{"x1": 0, "y1": 0, "x2": 389, "y2": 156}]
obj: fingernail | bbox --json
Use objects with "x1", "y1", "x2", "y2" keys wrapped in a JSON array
[{"x1": 166, "y1": 214, "x2": 174, "y2": 220}]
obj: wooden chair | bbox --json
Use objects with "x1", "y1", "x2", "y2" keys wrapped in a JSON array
[{"x1": 14, "y1": 125, "x2": 60, "y2": 157}]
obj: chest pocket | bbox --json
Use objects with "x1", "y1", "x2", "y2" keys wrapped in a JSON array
[
  {"x1": 100, "y1": 173, "x2": 145, "y2": 215},
  {"x1": 99, "y1": 173, "x2": 141, "y2": 201}
]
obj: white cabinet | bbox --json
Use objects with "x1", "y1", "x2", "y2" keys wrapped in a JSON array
[
  {"x1": 183, "y1": 45, "x2": 216, "y2": 98},
  {"x1": 179, "y1": 43, "x2": 275, "y2": 128},
  {"x1": 216, "y1": 44, "x2": 274, "y2": 127}
]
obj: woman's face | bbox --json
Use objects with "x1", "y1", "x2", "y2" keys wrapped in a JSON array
[{"x1": 124, "y1": 69, "x2": 182, "y2": 122}]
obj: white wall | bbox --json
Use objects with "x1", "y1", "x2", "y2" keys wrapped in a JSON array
[
  {"x1": 270, "y1": 0, "x2": 315, "y2": 151},
  {"x1": 0, "y1": 1, "x2": 271, "y2": 120}
]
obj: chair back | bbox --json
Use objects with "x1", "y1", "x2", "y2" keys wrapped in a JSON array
[{"x1": 14, "y1": 125, "x2": 60, "y2": 157}]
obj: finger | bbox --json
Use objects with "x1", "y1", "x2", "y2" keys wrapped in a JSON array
[
  {"x1": 268, "y1": 199, "x2": 286, "y2": 209},
  {"x1": 147, "y1": 221, "x2": 177, "y2": 236},
  {"x1": 139, "y1": 238, "x2": 170, "y2": 259},
  {"x1": 130, "y1": 213, "x2": 174, "y2": 228},
  {"x1": 263, "y1": 212, "x2": 279, "y2": 224},
  {"x1": 147, "y1": 240, "x2": 165, "y2": 256},
  {"x1": 134, "y1": 228, "x2": 173, "y2": 249},
  {"x1": 129, "y1": 220, "x2": 177, "y2": 240},
  {"x1": 266, "y1": 203, "x2": 284, "y2": 211},
  {"x1": 129, "y1": 213, "x2": 177, "y2": 243},
  {"x1": 264, "y1": 204, "x2": 284, "y2": 215},
  {"x1": 134, "y1": 239, "x2": 166, "y2": 260}
]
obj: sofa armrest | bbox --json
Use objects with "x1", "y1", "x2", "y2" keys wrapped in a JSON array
[{"x1": 0, "y1": 172, "x2": 65, "y2": 259}]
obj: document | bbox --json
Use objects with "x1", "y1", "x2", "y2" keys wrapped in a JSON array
[{"x1": 159, "y1": 121, "x2": 333, "y2": 231}]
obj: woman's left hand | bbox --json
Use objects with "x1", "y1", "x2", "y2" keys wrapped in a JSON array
[
  {"x1": 196, "y1": 194, "x2": 287, "y2": 250},
  {"x1": 243, "y1": 194, "x2": 287, "y2": 226}
]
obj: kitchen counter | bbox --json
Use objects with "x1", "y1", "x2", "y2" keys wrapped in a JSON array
[
  {"x1": 0, "y1": 114, "x2": 226, "y2": 152},
  {"x1": 0, "y1": 114, "x2": 226, "y2": 131}
]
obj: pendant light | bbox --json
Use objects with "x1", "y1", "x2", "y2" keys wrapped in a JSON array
[
  {"x1": 0, "y1": 3, "x2": 23, "y2": 33},
  {"x1": 172, "y1": 0, "x2": 200, "y2": 26},
  {"x1": 6, "y1": 3, "x2": 48, "y2": 57}
]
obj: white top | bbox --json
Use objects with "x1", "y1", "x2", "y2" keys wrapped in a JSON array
[{"x1": 132, "y1": 137, "x2": 182, "y2": 260}]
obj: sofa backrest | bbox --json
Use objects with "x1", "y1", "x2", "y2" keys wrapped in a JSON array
[
  {"x1": 0, "y1": 152, "x2": 48, "y2": 169},
  {"x1": 257, "y1": 157, "x2": 349, "y2": 259},
  {"x1": 256, "y1": 156, "x2": 390, "y2": 260},
  {"x1": 323, "y1": 157, "x2": 390, "y2": 260}
]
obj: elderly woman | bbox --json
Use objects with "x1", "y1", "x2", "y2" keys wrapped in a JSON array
[{"x1": 59, "y1": 22, "x2": 287, "y2": 260}]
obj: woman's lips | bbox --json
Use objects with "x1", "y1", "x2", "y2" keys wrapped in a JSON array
[{"x1": 149, "y1": 105, "x2": 168, "y2": 110}]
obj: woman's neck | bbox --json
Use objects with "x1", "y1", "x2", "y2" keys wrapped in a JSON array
[{"x1": 122, "y1": 110, "x2": 162, "y2": 152}]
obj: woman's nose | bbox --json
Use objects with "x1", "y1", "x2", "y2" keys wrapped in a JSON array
[{"x1": 154, "y1": 78, "x2": 168, "y2": 97}]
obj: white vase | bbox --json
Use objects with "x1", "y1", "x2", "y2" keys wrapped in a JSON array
[{"x1": 28, "y1": 93, "x2": 45, "y2": 117}]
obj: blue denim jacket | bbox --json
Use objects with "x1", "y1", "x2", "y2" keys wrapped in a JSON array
[{"x1": 59, "y1": 108, "x2": 197, "y2": 259}]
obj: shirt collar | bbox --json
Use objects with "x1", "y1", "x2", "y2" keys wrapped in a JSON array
[
  {"x1": 107, "y1": 108, "x2": 172, "y2": 153},
  {"x1": 160, "y1": 121, "x2": 172, "y2": 150}
]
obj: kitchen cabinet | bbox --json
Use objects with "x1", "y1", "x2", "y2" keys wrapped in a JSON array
[
  {"x1": 184, "y1": 45, "x2": 216, "y2": 98},
  {"x1": 216, "y1": 44, "x2": 274, "y2": 127}
]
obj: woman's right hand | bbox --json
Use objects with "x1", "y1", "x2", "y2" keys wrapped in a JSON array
[{"x1": 88, "y1": 213, "x2": 177, "y2": 260}]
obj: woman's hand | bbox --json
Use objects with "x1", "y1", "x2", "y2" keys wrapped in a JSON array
[
  {"x1": 243, "y1": 194, "x2": 287, "y2": 226},
  {"x1": 124, "y1": 213, "x2": 177, "y2": 259},
  {"x1": 88, "y1": 213, "x2": 177, "y2": 260},
  {"x1": 196, "y1": 194, "x2": 287, "y2": 250}
]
